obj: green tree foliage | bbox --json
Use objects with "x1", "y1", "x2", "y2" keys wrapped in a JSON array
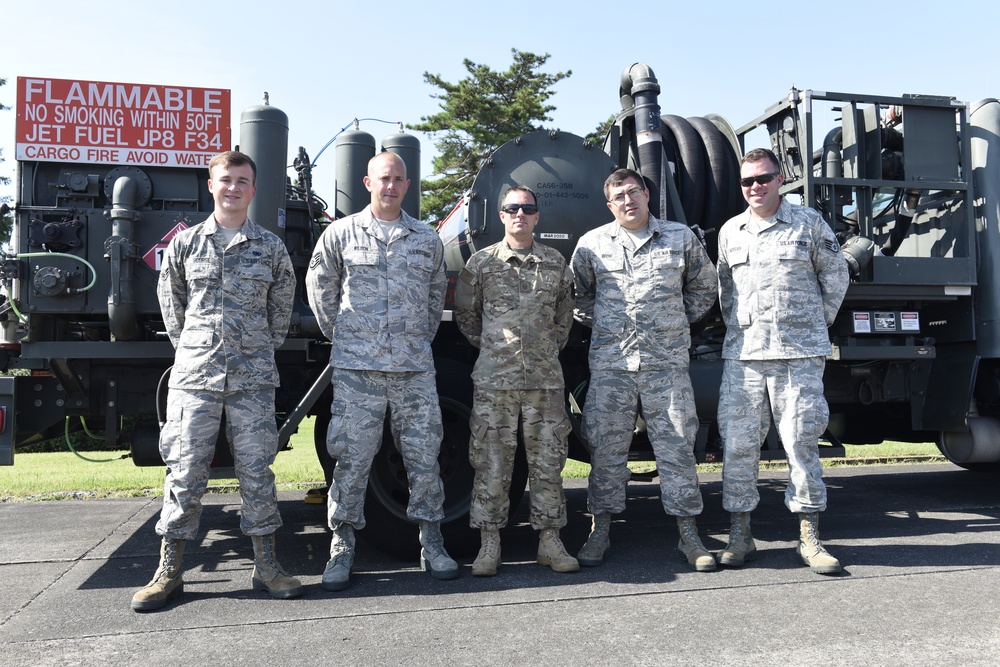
[
  {"x1": 586, "y1": 113, "x2": 617, "y2": 150},
  {"x1": 412, "y1": 49, "x2": 571, "y2": 223},
  {"x1": 0, "y1": 78, "x2": 12, "y2": 245}
]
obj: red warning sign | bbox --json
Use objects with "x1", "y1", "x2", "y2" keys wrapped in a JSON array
[
  {"x1": 143, "y1": 221, "x2": 190, "y2": 271},
  {"x1": 142, "y1": 244, "x2": 170, "y2": 271},
  {"x1": 16, "y1": 77, "x2": 231, "y2": 168}
]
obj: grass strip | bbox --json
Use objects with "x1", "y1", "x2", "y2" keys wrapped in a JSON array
[{"x1": 0, "y1": 418, "x2": 945, "y2": 501}]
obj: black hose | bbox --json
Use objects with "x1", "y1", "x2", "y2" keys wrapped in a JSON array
[
  {"x1": 156, "y1": 366, "x2": 171, "y2": 429},
  {"x1": 662, "y1": 115, "x2": 707, "y2": 227}
]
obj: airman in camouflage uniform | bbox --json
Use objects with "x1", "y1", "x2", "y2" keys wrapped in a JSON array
[
  {"x1": 571, "y1": 168, "x2": 719, "y2": 572},
  {"x1": 306, "y1": 152, "x2": 458, "y2": 591},
  {"x1": 132, "y1": 151, "x2": 302, "y2": 612},
  {"x1": 716, "y1": 147, "x2": 850, "y2": 575},
  {"x1": 455, "y1": 185, "x2": 579, "y2": 576}
]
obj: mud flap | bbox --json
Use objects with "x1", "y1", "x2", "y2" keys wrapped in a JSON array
[{"x1": 919, "y1": 342, "x2": 978, "y2": 432}]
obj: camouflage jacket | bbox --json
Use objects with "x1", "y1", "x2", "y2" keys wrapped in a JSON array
[
  {"x1": 157, "y1": 215, "x2": 295, "y2": 391},
  {"x1": 306, "y1": 205, "x2": 446, "y2": 372},
  {"x1": 571, "y1": 215, "x2": 718, "y2": 371},
  {"x1": 455, "y1": 240, "x2": 574, "y2": 390},
  {"x1": 717, "y1": 198, "x2": 849, "y2": 360}
]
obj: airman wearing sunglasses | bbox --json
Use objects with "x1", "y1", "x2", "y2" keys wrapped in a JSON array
[
  {"x1": 716, "y1": 148, "x2": 849, "y2": 575},
  {"x1": 570, "y1": 168, "x2": 719, "y2": 572},
  {"x1": 455, "y1": 185, "x2": 579, "y2": 576}
]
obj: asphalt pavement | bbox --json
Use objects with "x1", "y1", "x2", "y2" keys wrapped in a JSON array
[{"x1": 1, "y1": 463, "x2": 999, "y2": 666}]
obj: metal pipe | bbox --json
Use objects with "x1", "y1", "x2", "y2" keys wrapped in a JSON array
[
  {"x1": 822, "y1": 127, "x2": 846, "y2": 223},
  {"x1": 277, "y1": 366, "x2": 332, "y2": 447},
  {"x1": 106, "y1": 176, "x2": 141, "y2": 341},
  {"x1": 881, "y1": 189, "x2": 921, "y2": 257},
  {"x1": 619, "y1": 63, "x2": 663, "y2": 216}
]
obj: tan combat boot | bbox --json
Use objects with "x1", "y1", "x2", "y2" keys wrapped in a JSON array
[
  {"x1": 578, "y1": 512, "x2": 611, "y2": 567},
  {"x1": 471, "y1": 529, "x2": 501, "y2": 577},
  {"x1": 797, "y1": 512, "x2": 842, "y2": 575},
  {"x1": 131, "y1": 537, "x2": 186, "y2": 612},
  {"x1": 537, "y1": 528, "x2": 580, "y2": 573},
  {"x1": 251, "y1": 533, "x2": 304, "y2": 599},
  {"x1": 719, "y1": 512, "x2": 757, "y2": 567},
  {"x1": 419, "y1": 520, "x2": 460, "y2": 580},
  {"x1": 677, "y1": 516, "x2": 717, "y2": 572}
]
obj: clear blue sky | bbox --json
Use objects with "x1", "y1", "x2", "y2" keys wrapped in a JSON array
[{"x1": 2, "y1": 0, "x2": 996, "y2": 213}]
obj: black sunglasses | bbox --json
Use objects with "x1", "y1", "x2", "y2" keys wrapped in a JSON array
[
  {"x1": 739, "y1": 172, "x2": 780, "y2": 188},
  {"x1": 501, "y1": 204, "x2": 539, "y2": 215}
]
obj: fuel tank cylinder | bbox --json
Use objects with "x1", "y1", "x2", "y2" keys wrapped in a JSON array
[
  {"x1": 970, "y1": 99, "x2": 1000, "y2": 358},
  {"x1": 334, "y1": 129, "x2": 376, "y2": 218},
  {"x1": 457, "y1": 130, "x2": 617, "y2": 271},
  {"x1": 239, "y1": 96, "x2": 289, "y2": 239},
  {"x1": 382, "y1": 130, "x2": 421, "y2": 219}
]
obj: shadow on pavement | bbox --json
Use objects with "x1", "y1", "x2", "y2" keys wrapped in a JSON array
[{"x1": 77, "y1": 464, "x2": 1000, "y2": 597}]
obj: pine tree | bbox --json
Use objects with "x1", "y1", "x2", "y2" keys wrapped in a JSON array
[{"x1": 413, "y1": 50, "x2": 570, "y2": 223}]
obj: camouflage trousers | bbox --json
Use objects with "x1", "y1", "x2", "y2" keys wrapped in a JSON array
[
  {"x1": 468, "y1": 386, "x2": 571, "y2": 530},
  {"x1": 326, "y1": 368, "x2": 445, "y2": 530},
  {"x1": 156, "y1": 387, "x2": 281, "y2": 540},
  {"x1": 582, "y1": 367, "x2": 703, "y2": 517},
  {"x1": 718, "y1": 357, "x2": 829, "y2": 513}
]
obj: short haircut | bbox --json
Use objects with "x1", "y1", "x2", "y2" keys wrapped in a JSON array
[
  {"x1": 368, "y1": 150, "x2": 407, "y2": 178},
  {"x1": 209, "y1": 150, "x2": 257, "y2": 184},
  {"x1": 501, "y1": 185, "x2": 538, "y2": 208},
  {"x1": 741, "y1": 148, "x2": 781, "y2": 172},
  {"x1": 603, "y1": 168, "x2": 645, "y2": 200}
]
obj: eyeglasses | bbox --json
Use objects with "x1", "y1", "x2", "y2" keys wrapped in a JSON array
[
  {"x1": 608, "y1": 188, "x2": 645, "y2": 205},
  {"x1": 501, "y1": 204, "x2": 539, "y2": 215},
  {"x1": 739, "y1": 172, "x2": 781, "y2": 188}
]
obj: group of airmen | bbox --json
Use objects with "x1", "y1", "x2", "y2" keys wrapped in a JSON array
[{"x1": 130, "y1": 145, "x2": 849, "y2": 611}]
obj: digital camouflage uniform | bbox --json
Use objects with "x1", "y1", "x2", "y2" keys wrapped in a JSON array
[
  {"x1": 571, "y1": 215, "x2": 718, "y2": 517},
  {"x1": 717, "y1": 198, "x2": 849, "y2": 514},
  {"x1": 156, "y1": 215, "x2": 295, "y2": 540},
  {"x1": 305, "y1": 205, "x2": 447, "y2": 530},
  {"x1": 455, "y1": 241, "x2": 575, "y2": 530}
]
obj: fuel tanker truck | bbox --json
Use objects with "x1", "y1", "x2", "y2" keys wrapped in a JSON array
[{"x1": 3, "y1": 64, "x2": 999, "y2": 557}]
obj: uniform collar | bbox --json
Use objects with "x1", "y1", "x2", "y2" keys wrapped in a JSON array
[
  {"x1": 609, "y1": 214, "x2": 662, "y2": 245},
  {"x1": 740, "y1": 198, "x2": 790, "y2": 232},
  {"x1": 496, "y1": 241, "x2": 537, "y2": 264},
  {"x1": 359, "y1": 204, "x2": 422, "y2": 237},
  {"x1": 200, "y1": 215, "x2": 264, "y2": 240}
]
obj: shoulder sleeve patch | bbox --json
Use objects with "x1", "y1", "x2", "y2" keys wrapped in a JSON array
[{"x1": 459, "y1": 266, "x2": 477, "y2": 284}]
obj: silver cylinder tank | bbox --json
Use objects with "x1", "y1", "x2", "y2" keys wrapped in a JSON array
[
  {"x1": 461, "y1": 130, "x2": 617, "y2": 268},
  {"x1": 334, "y1": 129, "x2": 376, "y2": 218},
  {"x1": 382, "y1": 131, "x2": 421, "y2": 219},
  {"x1": 239, "y1": 99, "x2": 289, "y2": 239}
]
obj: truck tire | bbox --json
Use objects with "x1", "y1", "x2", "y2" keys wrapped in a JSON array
[
  {"x1": 937, "y1": 416, "x2": 1000, "y2": 473},
  {"x1": 315, "y1": 359, "x2": 529, "y2": 560}
]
